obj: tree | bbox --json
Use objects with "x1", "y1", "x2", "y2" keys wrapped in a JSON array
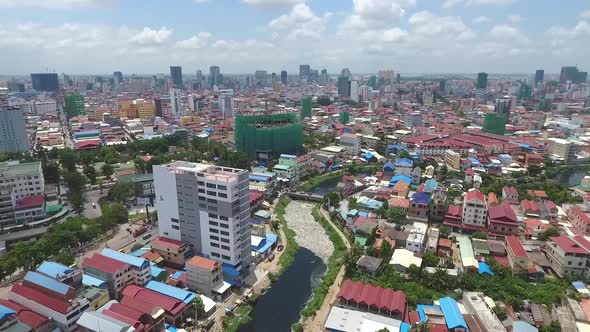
[
  {"x1": 101, "y1": 163, "x2": 114, "y2": 179},
  {"x1": 422, "y1": 251, "x2": 440, "y2": 267},
  {"x1": 388, "y1": 207, "x2": 407, "y2": 223},
  {"x1": 194, "y1": 296, "x2": 206, "y2": 319},
  {"x1": 377, "y1": 200, "x2": 390, "y2": 218},
  {"x1": 439, "y1": 225, "x2": 450, "y2": 238},
  {"x1": 538, "y1": 227, "x2": 559, "y2": 241},
  {"x1": 108, "y1": 182, "x2": 134, "y2": 202},
  {"x1": 68, "y1": 191, "x2": 87, "y2": 215},
  {"x1": 43, "y1": 162, "x2": 60, "y2": 184},
  {"x1": 63, "y1": 171, "x2": 87, "y2": 193},
  {"x1": 59, "y1": 149, "x2": 79, "y2": 172},
  {"x1": 380, "y1": 240, "x2": 393, "y2": 261},
  {"x1": 83, "y1": 164, "x2": 97, "y2": 185},
  {"x1": 539, "y1": 321, "x2": 561, "y2": 332},
  {"x1": 106, "y1": 203, "x2": 129, "y2": 224},
  {"x1": 527, "y1": 164, "x2": 542, "y2": 177},
  {"x1": 472, "y1": 231, "x2": 488, "y2": 240},
  {"x1": 324, "y1": 192, "x2": 342, "y2": 209},
  {"x1": 493, "y1": 306, "x2": 507, "y2": 321},
  {"x1": 270, "y1": 219, "x2": 280, "y2": 233},
  {"x1": 133, "y1": 157, "x2": 147, "y2": 174}
]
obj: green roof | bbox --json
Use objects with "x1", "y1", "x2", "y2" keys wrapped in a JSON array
[
  {"x1": 355, "y1": 236, "x2": 368, "y2": 246},
  {"x1": 273, "y1": 164, "x2": 292, "y2": 171},
  {"x1": 0, "y1": 161, "x2": 41, "y2": 177},
  {"x1": 118, "y1": 173, "x2": 154, "y2": 183},
  {"x1": 46, "y1": 204, "x2": 63, "y2": 214}
]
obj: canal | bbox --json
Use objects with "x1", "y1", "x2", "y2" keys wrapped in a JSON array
[{"x1": 237, "y1": 247, "x2": 326, "y2": 332}]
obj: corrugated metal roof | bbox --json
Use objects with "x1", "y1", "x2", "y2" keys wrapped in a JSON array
[
  {"x1": 23, "y1": 271, "x2": 73, "y2": 296},
  {"x1": 36, "y1": 261, "x2": 73, "y2": 279},
  {"x1": 0, "y1": 304, "x2": 16, "y2": 321},
  {"x1": 82, "y1": 274, "x2": 108, "y2": 288},
  {"x1": 439, "y1": 297, "x2": 468, "y2": 330},
  {"x1": 102, "y1": 248, "x2": 149, "y2": 268},
  {"x1": 145, "y1": 281, "x2": 196, "y2": 304},
  {"x1": 77, "y1": 311, "x2": 134, "y2": 332}
]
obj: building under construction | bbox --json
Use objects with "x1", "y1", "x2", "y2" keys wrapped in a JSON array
[{"x1": 235, "y1": 110, "x2": 304, "y2": 160}]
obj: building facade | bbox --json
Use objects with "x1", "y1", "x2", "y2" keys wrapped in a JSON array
[{"x1": 0, "y1": 107, "x2": 29, "y2": 153}]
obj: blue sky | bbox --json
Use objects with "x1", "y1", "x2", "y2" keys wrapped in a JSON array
[{"x1": 0, "y1": 0, "x2": 589, "y2": 74}]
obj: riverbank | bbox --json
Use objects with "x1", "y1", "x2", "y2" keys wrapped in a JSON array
[{"x1": 274, "y1": 196, "x2": 300, "y2": 274}]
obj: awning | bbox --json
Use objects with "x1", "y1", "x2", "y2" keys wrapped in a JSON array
[{"x1": 213, "y1": 281, "x2": 232, "y2": 295}]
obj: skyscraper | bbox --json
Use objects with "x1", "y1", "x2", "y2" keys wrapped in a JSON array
[
  {"x1": 196, "y1": 70, "x2": 204, "y2": 89},
  {"x1": 113, "y1": 71, "x2": 123, "y2": 85},
  {"x1": 65, "y1": 94, "x2": 85, "y2": 118},
  {"x1": 337, "y1": 76, "x2": 351, "y2": 98},
  {"x1": 30, "y1": 73, "x2": 60, "y2": 93},
  {"x1": 170, "y1": 66, "x2": 183, "y2": 88},
  {"x1": 341, "y1": 68, "x2": 352, "y2": 79},
  {"x1": 495, "y1": 96, "x2": 512, "y2": 121},
  {"x1": 254, "y1": 71, "x2": 268, "y2": 86},
  {"x1": 476, "y1": 72, "x2": 488, "y2": 102},
  {"x1": 169, "y1": 88, "x2": 182, "y2": 118},
  {"x1": 209, "y1": 66, "x2": 221, "y2": 87},
  {"x1": 350, "y1": 80, "x2": 359, "y2": 102},
  {"x1": 153, "y1": 161, "x2": 253, "y2": 273},
  {"x1": 535, "y1": 69, "x2": 544, "y2": 86},
  {"x1": 280, "y1": 70, "x2": 288, "y2": 85},
  {"x1": 154, "y1": 98, "x2": 163, "y2": 117},
  {"x1": 299, "y1": 64, "x2": 310, "y2": 81},
  {"x1": 0, "y1": 107, "x2": 29, "y2": 153},
  {"x1": 300, "y1": 97, "x2": 312, "y2": 119},
  {"x1": 218, "y1": 89, "x2": 234, "y2": 119},
  {"x1": 320, "y1": 69, "x2": 328, "y2": 83}
]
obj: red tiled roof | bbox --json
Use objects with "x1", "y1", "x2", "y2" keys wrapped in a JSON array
[
  {"x1": 503, "y1": 186, "x2": 517, "y2": 195},
  {"x1": 487, "y1": 193, "x2": 498, "y2": 206},
  {"x1": 505, "y1": 235, "x2": 528, "y2": 258},
  {"x1": 573, "y1": 235, "x2": 590, "y2": 252},
  {"x1": 75, "y1": 139, "x2": 101, "y2": 150},
  {"x1": 151, "y1": 236, "x2": 185, "y2": 250},
  {"x1": 550, "y1": 236, "x2": 589, "y2": 254},
  {"x1": 521, "y1": 199, "x2": 539, "y2": 212},
  {"x1": 108, "y1": 303, "x2": 145, "y2": 321},
  {"x1": 122, "y1": 286, "x2": 186, "y2": 316},
  {"x1": 103, "y1": 309, "x2": 145, "y2": 332},
  {"x1": 15, "y1": 195, "x2": 44, "y2": 210},
  {"x1": 465, "y1": 189, "x2": 485, "y2": 203},
  {"x1": 186, "y1": 256, "x2": 219, "y2": 271},
  {"x1": 249, "y1": 190, "x2": 265, "y2": 205},
  {"x1": 388, "y1": 197, "x2": 409, "y2": 209},
  {"x1": 84, "y1": 253, "x2": 129, "y2": 274},
  {"x1": 446, "y1": 204, "x2": 463, "y2": 218},
  {"x1": 571, "y1": 207, "x2": 590, "y2": 224},
  {"x1": 337, "y1": 279, "x2": 406, "y2": 314},
  {"x1": 0, "y1": 299, "x2": 49, "y2": 329},
  {"x1": 527, "y1": 190, "x2": 548, "y2": 199},
  {"x1": 120, "y1": 296, "x2": 161, "y2": 317},
  {"x1": 10, "y1": 284, "x2": 69, "y2": 314},
  {"x1": 488, "y1": 203, "x2": 518, "y2": 225}
]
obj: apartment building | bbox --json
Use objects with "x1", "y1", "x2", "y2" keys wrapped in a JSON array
[
  {"x1": 0, "y1": 161, "x2": 45, "y2": 227},
  {"x1": 153, "y1": 161, "x2": 252, "y2": 273},
  {"x1": 340, "y1": 133, "x2": 360, "y2": 155},
  {"x1": 505, "y1": 235, "x2": 531, "y2": 275},
  {"x1": 151, "y1": 236, "x2": 191, "y2": 268},
  {"x1": 100, "y1": 249, "x2": 151, "y2": 286},
  {"x1": 462, "y1": 189, "x2": 488, "y2": 231},
  {"x1": 186, "y1": 256, "x2": 227, "y2": 299},
  {"x1": 569, "y1": 207, "x2": 590, "y2": 236},
  {"x1": 545, "y1": 236, "x2": 588, "y2": 277},
  {"x1": 444, "y1": 149, "x2": 461, "y2": 170},
  {"x1": 83, "y1": 253, "x2": 132, "y2": 299}
]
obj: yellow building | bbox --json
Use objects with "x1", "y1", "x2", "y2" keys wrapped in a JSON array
[
  {"x1": 444, "y1": 149, "x2": 461, "y2": 170},
  {"x1": 117, "y1": 100, "x2": 135, "y2": 119},
  {"x1": 133, "y1": 99, "x2": 155, "y2": 119}
]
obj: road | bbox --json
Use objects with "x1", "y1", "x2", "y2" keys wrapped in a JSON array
[
  {"x1": 83, "y1": 189, "x2": 106, "y2": 219},
  {"x1": 305, "y1": 205, "x2": 351, "y2": 332}
]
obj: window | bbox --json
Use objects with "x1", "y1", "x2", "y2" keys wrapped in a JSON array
[
  {"x1": 219, "y1": 193, "x2": 227, "y2": 198},
  {"x1": 209, "y1": 221, "x2": 219, "y2": 226},
  {"x1": 171, "y1": 218, "x2": 179, "y2": 223},
  {"x1": 220, "y1": 231, "x2": 229, "y2": 236},
  {"x1": 220, "y1": 223, "x2": 229, "y2": 229},
  {"x1": 199, "y1": 196, "x2": 206, "y2": 201},
  {"x1": 211, "y1": 242, "x2": 220, "y2": 248},
  {"x1": 207, "y1": 198, "x2": 217, "y2": 204},
  {"x1": 221, "y1": 238, "x2": 230, "y2": 243},
  {"x1": 207, "y1": 183, "x2": 216, "y2": 188},
  {"x1": 198, "y1": 181, "x2": 205, "y2": 185},
  {"x1": 221, "y1": 245, "x2": 230, "y2": 250},
  {"x1": 198, "y1": 189, "x2": 205, "y2": 193},
  {"x1": 218, "y1": 185, "x2": 227, "y2": 190},
  {"x1": 209, "y1": 213, "x2": 218, "y2": 219},
  {"x1": 222, "y1": 255, "x2": 230, "y2": 260},
  {"x1": 210, "y1": 228, "x2": 219, "y2": 234},
  {"x1": 220, "y1": 216, "x2": 229, "y2": 221},
  {"x1": 211, "y1": 252, "x2": 220, "y2": 257},
  {"x1": 207, "y1": 191, "x2": 217, "y2": 196},
  {"x1": 172, "y1": 225, "x2": 179, "y2": 230},
  {"x1": 210, "y1": 235, "x2": 219, "y2": 241}
]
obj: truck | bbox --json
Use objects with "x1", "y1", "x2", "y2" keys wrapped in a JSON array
[{"x1": 132, "y1": 226, "x2": 148, "y2": 237}]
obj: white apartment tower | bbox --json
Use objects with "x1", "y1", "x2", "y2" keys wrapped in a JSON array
[
  {"x1": 169, "y1": 88, "x2": 183, "y2": 118},
  {"x1": 153, "y1": 161, "x2": 252, "y2": 272},
  {"x1": 218, "y1": 89, "x2": 234, "y2": 119}
]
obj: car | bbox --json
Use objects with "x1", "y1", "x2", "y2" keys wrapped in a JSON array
[
  {"x1": 277, "y1": 245, "x2": 284, "y2": 252},
  {"x1": 267, "y1": 253, "x2": 275, "y2": 262},
  {"x1": 92, "y1": 202, "x2": 96, "y2": 208}
]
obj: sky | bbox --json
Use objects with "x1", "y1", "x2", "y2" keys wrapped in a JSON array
[{"x1": 1, "y1": 0, "x2": 590, "y2": 75}]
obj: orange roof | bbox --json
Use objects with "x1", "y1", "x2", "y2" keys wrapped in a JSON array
[{"x1": 186, "y1": 256, "x2": 219, "y2": 271}]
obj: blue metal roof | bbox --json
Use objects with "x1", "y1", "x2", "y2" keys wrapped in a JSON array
[
  {"x1": 389, "y1": 175, "x2": 412, "y2": 185},
  {"x1": 383, "y1": 161, "x2": 395, "y2": 172},
  {"x1": 400, "y1": 322, "x2": 411, "y2": 332},
  {"x1": 439, "y1": 297, "x2": 468, "y2": 330},
  {"x1": 151, "y1": 266, "x2": 167, "y2": 279},
  {"x1": 101, "y1": 248, "x2": 149, "y2": 268},
  {"x1": 280, "y1": 154, "x2": 297, "y2": 159},
  {"x1": 222, "y1": 263, "x2": 240, "y2": 277},
  {"x1": 249, "y1": 175, "x2": 270, "y2": 182},
  {"x1": 573, "y1": 281, "x2": 587, "y2": 289},
  {"x1": 82, "y1": 274, "x2": 108, "y2": 289},
  {"x1": 424, "y1": 179, "x2": 439, "y2": 192},
  {"x1": 0, "y1": 305, "x2": 15, "y2": 321},
  {"x1": 417, "y1": 305, "x2": 441, "y2": 323},
  {"x1": 24, "y1": 271, "x2": 73, "y2": 296},
  {"x1": 396, "y1": 158, "x2": 413, "y2": 167},
  {"x1": 411, "y1": 192, "x2": 432, "y2": 205},
  {"x1": 468, "y1": 158, "x2": 481, "y2": 165},
  {"x1": 36, "y1": 261, "x2": 74, "y2": 279},
  {"x1": 513, "y1": 320, "x2": 539, "y2": 332},
  {"x1": 364, "y1": 152, "x2": 375, "y2": 160},
  {"x1": 145, "y1": 281, "x2": 197, "y2": 304},
  {"x1": 131, "y1": 248, "x2": 149, "y2": 257},
  {"x1": 388, "y1": 144, "x2": 404, "y2": 150},
  {"x1": 479, "y1": 262, "x2": 494, "y2": 275},
  {"x1": 253, "y1": 233, "x2": 278, "y2": 254},
  {"x1": 171, "y1": 271, "x2": 185, "y2": 280}
]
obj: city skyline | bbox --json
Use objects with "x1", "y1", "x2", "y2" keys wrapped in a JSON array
[{"x1": 0, "y1": 0, "x2": 590, "y2": 74}]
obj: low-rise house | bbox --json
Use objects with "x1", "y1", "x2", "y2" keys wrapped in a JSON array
[
  {"x1": 429, "y1": 189, "x2": 447, "y2": 222},
  {"x1": 406, "y1": 222, "x2": 428, "y2": 254},
  {"x1": 150, "y1": 236, "x2": 191, "y2": 268},
  {"x1": 457, "y1": 235, "x2": 479, "y2": 274},
  {"x1": 569, "y1": 207, "x2": 590, "y2": 236},
  {"x1": 506, "y1": 235, "x2": 531, "y2": 275},
  {"x1": 186, "y1": 256, "x2": 229, "y2": 300},
  {"x1": 389, "y1": 249, "x2": 423, "y2": 272},
  {"x1": 488, "y1": 203, "x2": 519, "y2": 237},
  {"x1": 100, "y1": 249, "x2": 151, "y2": 286},
  {"x1": 356, "y1": 255, "x2": 383, "y2": 275},
  {"x1": 121, "y1": 285, "x2": 189, "y2": 325},
  {"x1": 502, "y1": 186, "x2": 519, "y2": 204},
  {"x1": 83, "y1": 253, "x2": 132, "y2": 299},
  {"x1": 408, "y1": 192, "x2": 431, "y2": 220},
  {"x1": 462, "y1": 189, "x2": 488, "y2": 232},
  {"x1": 336, "y1": 279, "x2": 407, "y2": 320}
]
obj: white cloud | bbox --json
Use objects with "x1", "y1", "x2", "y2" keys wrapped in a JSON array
[
  {"x1": 581, "y1": 10, "x2": 590, "y2": 19},
  {"x1": 129, "y1": 27, "x2": 173, "y2": 45},
  {"x1": 489, "y1": 24, "x2": 528, "y2": 43},
  {"x1": 472, "y1": 16, "x2": 490, "y2": 24},
  {"x1": 269, "y1": 3, "x2": 330, "y2": 40},
  {"x1": 241, "y1": 0, "x2": 303, "y2": 7},
  {"x1": 442, "y1": 0, "x2": 514, "y2": 8},
  {"x1": 0, "y1": 0, "x2": 102, "y2": 8},
  {"x1": 508, "y1": 14, "x2": 523, "y2": 23},
  {"x1": 175, "y1": 32, "x2": 212, "y2": 49}
]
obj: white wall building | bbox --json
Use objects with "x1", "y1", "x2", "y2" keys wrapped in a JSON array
[
  {"x1": 153, "y1": 161, "x2": 252, "y2": 271},
  {"x1": 350, "y1": 80, "x2": 359, "y2": 103},
  {"x1": 462, "y1": 189, "x2": 488, "y2": 229},
  {"x1": 169, "y1": 88, "x2": 183, "y2": 118},
  {"x1": 340, "y1": 133, "x2": 360, "y2": 155},
  {"x1": 28, "y1": 100, "x2": 58, "y2": 116},
  {"x1": 218, "y1": 89, "x2": 234, "y2": 119}
]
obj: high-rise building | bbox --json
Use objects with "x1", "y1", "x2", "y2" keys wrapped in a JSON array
[
  {"x1": 196, "y1": 70, "x2": 204, "y2": 89},
  {"x1": 378, "y1": 69, "x2": 395, "y2": 83},
  {"x1": 280, "y1": 70, "x2": 288, "y2": 85},
  {"x1": 320, "y1": 69, "x2": 328, "y2": 83},
  {"x1": 0, "y1": 107, "x2": 29, "y2": 153},
  {"x1": 271, "y1": 72, "x2": 276, "y2": 83},
  {"x1": 153, "y1": 161, "x2": 253, "y2": 272},
  {"x1": 254, "y1": 71, "x2": 268, "y2": 86},
  {"x1": 339, "y1": 111, "x2": 350, "y2": 125},
  {"x1": 188, "y1": 94, "x2": 195, "y2": 113},
  {"x1": 218, "y1": 89, "x2": 234, "y2": 119},
  {"x1": 350, "y1": 80, "x2": 360, "y2": 102},
  {"x1": 560, "y1": 66, "x2": 588, "y2": 84},
  {"x1": 65, "y1": 94, "x2": 85, "y2": 118},
  {"x1": 495, "y1": 96, "x2": 512, "y2": 121},
  {"x1": 299, "y1": 65, "x2": 311, "y2": 81},
  {"x1": 300, "y1": 97, "x2": 312, "y2": 119},
  {"x1": 359, "y1": 85, "x2": 372, "y2": 102},
  {"x1": 482, "y1": 113, "x2": 507, "y2": 135},
  {"x1": 210, "y1": 66, "x2": 221, "y2": 87},
  {"x1": 337, "y1": 76, "x2": 351, "y2": 98},
  {"x1": 169, "y1": 88, "x2": 182, "y2": 118},
  {"x1": 0, "y1": 161, "x2": 45, "y2": 227},
  {"x1": 113, "y1": 71, "x2": 123, "y2": 85},
  {"x1": 535, "y1": 69, "x2": 544, "y2": 86},
  {"x1": 154, "y1": 98, "x2": 163, "y2": 117},
  {"x1": 30, "y1": 73, "x2": 60, "y2": 93},
  {"x1": 519, "y1": 82, "x2": 532, "y2": 98},
  {"x1": 341, "y1": 68, "x2": 352, "y2": 79},
  {"x1": 476, "y1": 72, "x2": 488, "y2": 89},
  {"x1": 170, "y1": 66, "x2": 183, "y2": 88}
]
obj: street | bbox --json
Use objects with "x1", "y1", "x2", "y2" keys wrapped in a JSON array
[{"x1": 83, "y1": 189, "x2": 106, "y2": 219}]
